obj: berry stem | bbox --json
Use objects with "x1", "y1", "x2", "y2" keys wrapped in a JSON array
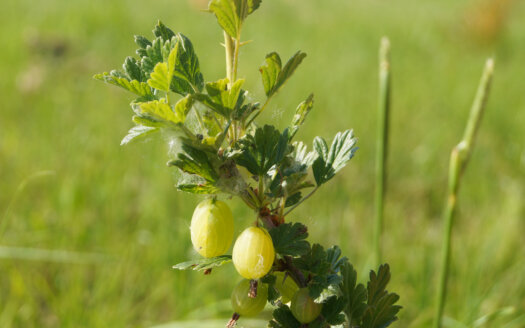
[
  {"x1": 226, "y1": 313, "x2": 240, "y2": 328},
  {"x1": 249, "y1": 279, "x2": 258, "y2": 298}
]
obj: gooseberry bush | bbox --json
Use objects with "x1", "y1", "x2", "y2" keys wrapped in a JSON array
[{"x1": 95, "y1": 1, "x2": 401, "y2": 327}]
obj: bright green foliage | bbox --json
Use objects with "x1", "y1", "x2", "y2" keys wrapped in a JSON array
[
  {"x1": 208, "y1": 0, "x2": 261, "y2": 38},
  {"x1": 289, "y1": 94, "x2": 314, "y2": 140},
  {"x1": 269, "y1": 222, "x2": 310, "y2": 256},
  {"x1": 260, "y1": 52, "x2": 307, "y2": 98},
  {"x1": 120, "y1": 125, "x2": 158, "y2": 146},
  {"x1": 95, "y1": 1, "x2": 401, "y2": 327},
  {"x1": 232, "y1": 125, "x2": 289, "y2": 176},
  {"x1": 172, "y1": 255, "x2": 232, "y2": 271},
  {"x1": 313, "y1": 130, "x2": 358, "y2": 186}
]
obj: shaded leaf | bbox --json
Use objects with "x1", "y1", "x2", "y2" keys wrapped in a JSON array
[
  {"x1": 233, "y1": 125, "x2": 289, "y2": 176},
  {"x1": 269, "y1": 222, "x2": 310, "y2": 257},
  {"x1": 269, "y1": 306, "x2": 301, "y2": 328},
  {"x1": 172, "y1": 255, "x2": 231, "y2": 271},
  {"x1": 361, "y1": 264, "x2": 402, "y2": 328},
  {"x1": 340, "y1": 262, "x2": 367, "y2": 325},
  {"x1": 322, "y1": 296, "x2": 348, "y2": 326},
  {"x1": 168, "y1": 143, "x2": 218, "y2": 182}
]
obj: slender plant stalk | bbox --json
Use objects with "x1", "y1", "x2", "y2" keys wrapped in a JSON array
[
  {"x1": 373, "y1": 37, "x2": 391, "y2": 267},
  {"x1": 224, "y1": 31, "x2": 235, "y2": 86},
  {"x1": 433, "y1": 58, "x2": 494, "y2": 328}
]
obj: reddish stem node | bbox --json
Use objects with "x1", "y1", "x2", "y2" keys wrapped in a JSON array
[
  {"x1": 226, "y1": 313, "x2": 240, "y2": 328},
  {"x1": 249, "y1": 279, "x2": 258, "y2": 298}
]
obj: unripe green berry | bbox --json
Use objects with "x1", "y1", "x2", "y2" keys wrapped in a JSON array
[
  {"x1": 190, "y1": 199, "x2": 234, "y2": 258},
  {"x1": 290, "y1": 288, "x2": 323, "y2": 324},
  {"x1": 273, "y1": 272, "x2": 299, "y2": 303},
  {"x1": 231, "y1": 279, "x2": 268, "y2": 317}
]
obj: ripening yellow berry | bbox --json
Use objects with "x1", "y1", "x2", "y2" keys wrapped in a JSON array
[
  {"x1": 232, "y1": 227, "x2": 275, "y2": 279},
  {"x1": 190, "y1": 199, "x2": 234, "y2": 258},
  {"x1": 273, "y1": 271, "x2": 299, "y2": 303}
]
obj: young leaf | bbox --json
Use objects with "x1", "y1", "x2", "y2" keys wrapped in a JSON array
[
  {"x1": 174, "y1": 95, "x2": 194, "y2": 124},
  {"x1": 260, "y1": 51, "x2": 307, "y2": 98},
  {"x1": 153, "y1": 20, "x2": 176, "y2": 41},
  {"x1": 137, "y1": 99, "x2": 183, "y2": 124},
  {"x1": 289, "y1": 94, "x2": 314, "y2": 140},
  {"x1": 147, "y1": 44, "x2": 178, "y2": 92},
  {"x1": 172, "y1": 255, "x2": 231, "y2": 271},
  {"x1": 340, "y1": 262, "x2": 367, "y2": 325},
  {"x1": 172, "y1": 33, "x2": 204, "y2": 93},
  {"x1": 134, "y1": 35, "x2": 152, "y2": 49},
  {"x1": 193, "y1": 79, "x2": 245, "y2": 118},
  {"x1": 312, "y1": 130, "x2": 358, "y2": 186},
  {"x1": 233, "y1": 125, "x2": 289, "y2": 176},
  {"x1": 123, "y1": 56, "x2": 146, "y2": 82},
  {"x1": 269, "y1": 306, "x2": 301, "y2": 328},
  {"x1": 208, "y1": 0, "x2": 240, "y2": 38},
  {"x1": 260, "y1": 52, "x2": 281, "y2": 97},
  {"x1": 269, "y1": 222, "x2": 310, "y2": 256},
  {"x1": 120, "y1": 125, "x2": 158, "y2": 146},
  {"x1": 93, "y1": 71, "x2": 155, "y2": 100},
  {"x1": 361, "y1": 264, "x2": 401, "y2": 328}
]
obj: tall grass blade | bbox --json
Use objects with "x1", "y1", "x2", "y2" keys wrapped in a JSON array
[
  {"x1": 433, "y1": 58, "x2": 495, "y2": 328},
  {"x1": 373, "y1": 37, "x2": 391, "y2": 267}
]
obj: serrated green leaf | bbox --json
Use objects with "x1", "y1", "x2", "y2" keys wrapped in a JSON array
[
  {"x1": 153, "y1": 20, "x2": 175, "y2": 41},
  {"x1": 234, "y1": 125, "x2": 289, "y2": 176},
  {"x1": 260, "y1": 51, "x2": 307, "y2": 98},
  {"x1": 289, "y1": 94, "x2": 314, "y2": 140},
  {"x1": 340, "y1": 262, "x2": 368, "y2": 326},
  {"x1": 137, "y1": 99, "x2": 183, "y2": 124},
  {"x1": 322, "y1": 296, "x2": 348, "y2": 325},
  {"x1": 147, "y1": 44, "x2": 178, "y2": 92},
  {"x1": 172, "y1": 34, "x2": 204, "y2": 93},
  {"x1": 172, "y1": 255, "x2": 231, "y2": 271},
  {"x1": 208, "y1": 0, "x2": 240, "y2": 38},
  {"x1": 269, "y1": 222, "x2": 310, "y2": 257},
  {"x1": 168, "y1": 143, "x2": 219, "y2": 182},
  {"x1": 120, "y1": 125, "x2": 158, "y2": 146},
  {"x1": 312, "y1": 130, "x2": 358, "y2": 186},
  {"x1": 269, "y1": 306, "x2": 301, "y2": 328},
  {"x1": 94, "y1": 71, "x2": 155, "y2": 100},
  {"x1": 134, "y1": 35, "x2": 151, "y2": 49},
  {"x1": 361, "y1": 264, "x2": 401, "y2": 328},
  {"x1": 260, "y1": 52, "x2": 282, "y2": 97},
  {"x1": 208, "y1": 0, "x2": 261, "y2": 38},
  {"x1": 123, "y1": 56, "x2": 146, "y2": 82},
  {"x1": 132, "y1": 115, "x2": 166, "y2": 128},
  {"x1": 177, "y1": 183, "x2": 220, "y2": 194},
  {"x1": 193, "y1": 78, "x2": 245, "y2": 118}
]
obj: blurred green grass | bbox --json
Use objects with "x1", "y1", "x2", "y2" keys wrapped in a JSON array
[{"x1": 1, "y1": 0, "x2": 524, "y2": 327}]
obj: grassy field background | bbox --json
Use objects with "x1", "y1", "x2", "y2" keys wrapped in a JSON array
[{"x1": 1, "y1": 0, "x2": 524, "y2": 327}]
